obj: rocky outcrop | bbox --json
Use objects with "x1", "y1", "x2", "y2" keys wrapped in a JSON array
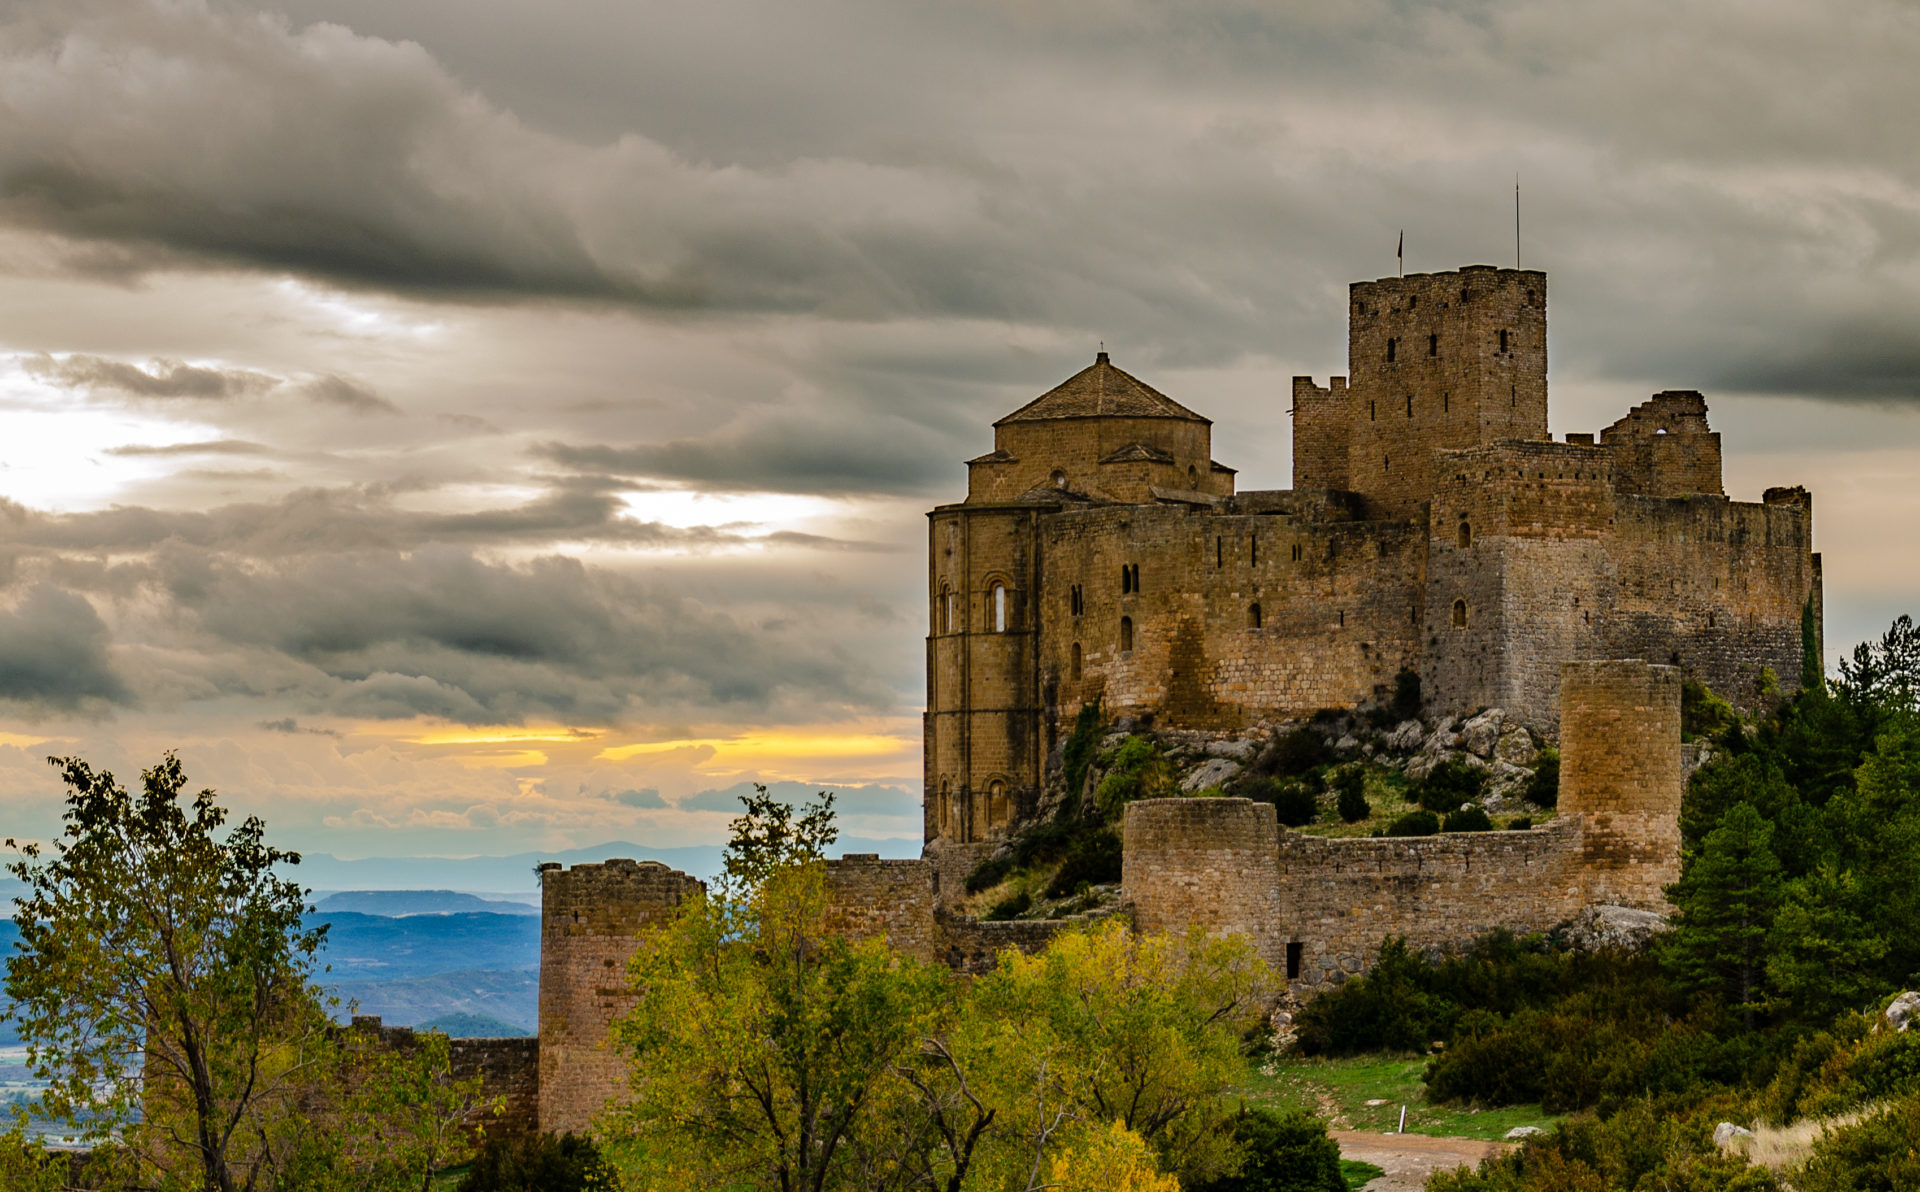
[
  {"x1": 1884, "y1": 990, "x2": 1920, "y2": 1033},
  {"x1": 1561, "y1": 904, "x2": 1671, "y2": 953}
]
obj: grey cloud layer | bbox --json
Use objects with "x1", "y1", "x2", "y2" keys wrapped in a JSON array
[{"x1": 10, "y1": 0, "x2": 1920, "y2": 402}]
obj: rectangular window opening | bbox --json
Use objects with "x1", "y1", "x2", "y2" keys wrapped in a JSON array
[{"x1": 1286, "y1": 942, "x2": 1302, "y2": 980}]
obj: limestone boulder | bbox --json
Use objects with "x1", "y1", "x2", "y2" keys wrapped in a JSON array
[
  {"x1": 1334, "y1": 734, "x2": 1360, "y2": 753},
  {"x1": 1385, "y1": 719, "x2": 1424, "y2": 752},
  {"x1": 1459, "y1": 709, "x2": 1505, "y2": 758},
  {"x1": 1505, "y1": 1126, "x2": 1544, "y2": 1141},
  {"x1": 1488, "y1": 760, "x2": 1533, "y2": 798},
  {"x1": 1713, "y1": 1123, "x2": 1753, "y2": 1150},
  {"x1": 1180, "y1": 757, "x2": 1242, "y2": 794},
  {"x1": 1421, "y1": 717, "x2": 1460, "y2": 754},
  {"x1": 1495, "y1": 728, "x2": 1536, "y2": 766},
  {"x1": 1884, "y1": 991, "x2": 1920, "y2": 1032},
  {"x1": 1206, "y1": 739, "x2": 1257, "y2": 761},
  {"x1": 1563, "y1": 905, "x2": 1672, "y2": 953}
]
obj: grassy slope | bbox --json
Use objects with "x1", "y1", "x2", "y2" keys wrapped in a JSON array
[{"x1": 1238, "y1": 1053, "x2": 1556, "y2": 1142}]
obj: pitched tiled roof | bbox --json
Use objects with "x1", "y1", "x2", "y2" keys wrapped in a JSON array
[
  {"x1": 967, "y1": 449, "x2": 1017, "y2": 464},
  {"x1": 996, "y1": 352, "x2": 1209, "y2": 426}
]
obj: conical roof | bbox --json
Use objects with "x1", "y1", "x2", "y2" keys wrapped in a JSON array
[{"x1": 995, "y1": 352, "x2": 1209, "y2": 426}]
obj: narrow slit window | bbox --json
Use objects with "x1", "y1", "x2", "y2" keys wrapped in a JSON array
[
  {"x1": 939, "y1": 583, "x2": 952, "y2": 633},
  {"x1": 1383, "y1": 454, "x2": 1391, "y2": 473},
  {"x1": 1386, "y1": 337, "x2": 1397, "y2": 362},
  {"x1": 1458, "y1": 522, "x2": 1472, "y2": 550},
  {"x1": 1130, "y1": 563, "x2": 1140, "y2": 591},
  {"x1": 1216, "y1": 537, "x2": 1223, "y2": 568},
  {"x1": 1406, "y1": 394, "x2": 1414, "y2": 418},
  {"x1": 1070, "y1": 642, "x2": 1082, "y2": 681},
  {"x1": 1120, "y1": 616, "x2": 1133, "y2": 653},
  {"x1": 1428, "y1": 332, "x2": 1438, "y2": 357},
  {"x1": 992, "y1": 584, "x2": 1007, "y2": 633},
  {"x1": 1499, "y1": 329, "x2": 1509, "y2": 352},
  {"x1": 1286, "y1": 942, "x2": 1302, "y2": 981},
  {"x1": 1369, "y1": 400, "x2": 1376, "y2": 422},
  {"x1": 1250, "y1": 535, "x2": 1258, "y2": 565},
  {"x1": 1121, "y1": 564, "x2": 1132, "y2": 594},
  {"x1": 1248, "y1": 603, "x2": 1262, "y2": 630},
  {"x1": 1452, "y1": 599, "x2": 1468, "y2": 629}
]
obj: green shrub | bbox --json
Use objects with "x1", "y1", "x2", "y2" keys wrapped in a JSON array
[
  {"x1": 964, "y1": 852, "x2": 1014, "y2": 894},
  {"x1": 1190, "y1": 1107, "x2": 1346, "y2": 1192},
  {"x1": 1095, "y1": 735, "x2": 1172, "y2": 817},
  {"x1": 1240, "y1": 776, "x2": 1320, "y2": 827},
  {"x1": 1387, "y1": 810, "x2": 1440, "y2": 837},
  {"x1": 1334, "y1": 766, "x2": 1371, "y2": 823},
  {"x1": 1507, "y1": 816, "x2": 1533, "y2": 831},
  {"x1": 1046, "y1": 829, "x2": 1122, "y2": 896},
  {"x1": 1798, "y1": 1093, "x2": 1920, "y2": 1192},
  {"x1": 1061, "y1": 702, "x2": 1103, "y2": 804},
  {"x1": 1683, "y1": 678, "x2": 1741, "y2": 744},
  {"x1": 456, "y1": 1132, "x2": 610, "y2": 1192},
  {"x1": 1415, "y1": 758, "x2": 1489, "y2": 814},
  {"x1": 1257, "y1": 727, "x2": 1333, "y2": 780},
  {"x1": 1294, "y1": 938, "x2": 1441, "y2": 1055},
  {"x1": 1443, "y1": 806, "x2": 1494, "y2": 833},
  {"x1": 1525, "y1": 750, "x2": 1560, "y2": 809},
  {"x1": 984, "y1": 888, "x2": 1032, "y2": 920}
]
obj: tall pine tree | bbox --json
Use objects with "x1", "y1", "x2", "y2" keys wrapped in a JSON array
[{"x1": 1662, "y1": 801, "x2": 1783, "y2": 1028}]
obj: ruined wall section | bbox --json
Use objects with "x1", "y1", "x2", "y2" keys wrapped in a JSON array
[
  {"x1": 1604, "y1": 490, "x2": 1814, "y2": 711},
  {"x1": 927, "y1": 503, "x2": 1047, "y2": 844},
  {"x1": 537, "y1": 860, "x2": 701, "y2": 1136},
  {"x1": 1291, "y1": 376, "x2": 1350, "y2": 490},
  {"x1": 1122, "y1": 660, "x2": 1685, "y2": 991},
  {"x1": 1345, "y1": 267, "x2": 1549, "y2": 520},
  {"x1": 450, "y1": 1036, "x2": 540, "y2": 1142},
  {"x1": 1036, "y1": 502, "x2": 1422, "y2": 734},
  {"x1": 1601, "y1": 391, "x2": 1724, "y2": 498}
]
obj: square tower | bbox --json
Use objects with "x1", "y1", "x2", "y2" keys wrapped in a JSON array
[{"x1": 1344, "y1": 266, "x2": 1547, "y2": 519}]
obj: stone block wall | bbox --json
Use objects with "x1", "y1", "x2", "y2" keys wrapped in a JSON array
[
  {"x1": 1121, "y1": 660, "x2": 1684, "y2": 991},
  {"x1": 537, "y1": 859, "x2": 701, "y2": 1136},
  {"x1": 450, "y1": 1036, "x2": 541, "y2": 1143},
  {"x1": 1560, "y1": 660, "x2": 1684, "y2": 908},
  {"x1": 823, "y1": 854, "x2": 939, "y2": 963},
  {"x1": 1291, "y1": 375, "x2": 1350, "y2": 490}
]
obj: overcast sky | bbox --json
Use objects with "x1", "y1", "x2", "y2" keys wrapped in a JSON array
[{"x1": 1, "y1": 0, "x2": 1917, "y2": 862}]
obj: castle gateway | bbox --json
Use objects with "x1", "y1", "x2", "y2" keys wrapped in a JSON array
[{"x1": 926, "y1": 265, "x2": 1821, "y2": 845}]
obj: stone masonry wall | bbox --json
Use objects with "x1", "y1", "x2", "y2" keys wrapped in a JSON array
[
  {"x1": 1291, "y1": 375, "x2": 1350, "y2": 490},
  {"x1": 450, "y1": 1036, "x2": 541, "y2": 1143},
  {"x1": 537, "y1": 859, "x2": 702, "y2": 1136},
  {"x1": 823, "y1": 854, "x2": 939, "y2": 963},
  {"x1": 1122, "y1": 660, "x2": 1684, "y2": 992}
]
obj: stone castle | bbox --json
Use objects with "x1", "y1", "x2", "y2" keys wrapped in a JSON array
[
  {"x1": 925, "y1": 264, "x2": 1820, "y2": 847},
  {"x1": 342, "y1": 265, "x2": 1820, "y2": 1139}
]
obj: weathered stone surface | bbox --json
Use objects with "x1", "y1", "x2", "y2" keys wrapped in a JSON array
[
  {"x1": 1207, "y1": 738, "x2": 1257, "y2": 760},
  {"x1": 1495, "y1": 728, "x2": 1536, "y2": 766},
  {"x1": 1385, "y1": 720, "x2": 1424, "y2": 752},
  {"x1": 1505, "y1": 1126, "x2": 1544, "y2": 1140},
  {"x1": 1713, "y1": 1123, "x2": 1753, "y2": 1149},
  {"x1": 1459, "y1": 710, "x2": 1505, "y2": 757},
  {"x1": 1885, "y1": 991, "x2": 1920, "y2": 1032},
  {"x1": 1562, "y1": 904, "x2": 1671, "y2": 953},
  {"x1": 925, "y1": 268, "x2": 1817, "y2": 855},
  {"x1": 1181, "y1": 757, "x2": 1242, "y2": 793}
]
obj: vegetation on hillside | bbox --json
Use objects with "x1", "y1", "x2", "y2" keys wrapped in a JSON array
[{"x1": 1297, "y1": 614, "x2": 1920, "y2": 1190}]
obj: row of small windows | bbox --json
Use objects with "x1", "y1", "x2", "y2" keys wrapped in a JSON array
[
  {"x1": 1355, "y1": 286, "x2": 1535, "y2": 319},
  {"x1": 1384, "y1": 330, "x2": 1513, "y2": 362}
]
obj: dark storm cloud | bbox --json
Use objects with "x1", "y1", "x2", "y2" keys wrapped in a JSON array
[
  {"x1": 535, "y1": 412, "x2": 953, "y2": 496},
  {"x1": 23, "y1": 352, "x2": 276, "y2": 400},
  {"x1": 173, "y1": 545, "x2": 894, "y2": 722},
  {"x1": 0, "y1": 584, "x2": 130, "y2": 710},
  {"x1": 106, "y1": 439, "x2": 272, "y2": 457},
  {"x1": 0, "y1": 483, "x2": 875, "y2": 556}
]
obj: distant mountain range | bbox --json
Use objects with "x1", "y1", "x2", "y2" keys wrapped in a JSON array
[
  {"x1": 313, "y1": 890, "x2": 539, "y2": 916},
  {"x1": 288, "y1": 835, "x2": 918, "y2": 896},
  {"x1": 307, "y1": 911, "x2": 537, "y2": 980},
  {"x1": 329, "y1": 970, "x2": 538, "y2": 1034}
]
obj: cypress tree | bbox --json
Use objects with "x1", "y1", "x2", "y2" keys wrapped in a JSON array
[{"x1": 1661, "y1": 801, "x2": 1784, "y2": 1029}]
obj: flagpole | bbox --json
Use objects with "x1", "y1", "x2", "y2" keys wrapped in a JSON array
[
  {"x1": 1397, "y1": 229, "x2": 1404, "y2": 277},
  {"x1": 1515, "y1": 175, "x2": 1521, "y2": 270}
]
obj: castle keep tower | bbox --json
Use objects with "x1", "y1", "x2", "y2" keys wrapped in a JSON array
[{"x1": 925, "y1": 264, "x2": 1819, "y2": 849}]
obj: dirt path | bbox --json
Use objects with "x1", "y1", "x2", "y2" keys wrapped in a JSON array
[{"x1": 1331, "y1": 1130, "x2": 1506, "y2": 1191}]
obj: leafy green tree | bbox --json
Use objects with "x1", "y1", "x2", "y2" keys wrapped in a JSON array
[
  {"x1": 454, "y1": 1132, "x2": 612, "y2": 1192},
  {"x1": 1662, "y1": 802, "x2": 1784, "y2": 1028},
  {"x1": 1333, "y1": 767, "x2": 1370, "y2": 823},
  {"x1": 4, "y1": 754, "x2": 331, "y2": 1192},
  {"x1": 1414, "y1": 759, "x2": 1487, "y2": 814},
  {"x1": 1386, "y1": 810, "x2": 1440, "y2": 837},
  {"x1": 720, "y1": 782, "x2": 838, "y2": 896},
  {"x1": 1766, "y1": 863, "x2": 1888, "y2": 1025}
]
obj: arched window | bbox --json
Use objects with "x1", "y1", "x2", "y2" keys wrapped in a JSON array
[
  {"x1": 1120, "y1": 616, "x2": 1134, "y2": 653},
  {"x1": 1188, "y1": 465, "x2": 1198, "y2": 487},
  {"x1": 1051, "y1": 469, "x2": 1067, "y2": 488},
  {"x1": 1121, "y1": 564, "x2": 1132, "y2": 594},
  {"x1": 987, "y1": 780, "x2": 1009, "y2": 830},
  {"x1": 938, "y1": 778, "x2": 951, "y2": 831},
  {"x1": 992, "y1": 584, "x2": 1007, "y2": 633},
  {"x1": 1248, "y1": 603, "x2": 1262, "y2": 630},
  {"x1": 1452, "y1": 599, "x2": 1468, "y2": 630},
  {"x1": 938, "y1": 583, "x2": 953, "y2": 634},
  {"x1": 1457, "y1": 522, "x2": 1472, "y2": 550},
  {"x1": 1070, "y1": 642, "x2": 1082, "y2": 681}
]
